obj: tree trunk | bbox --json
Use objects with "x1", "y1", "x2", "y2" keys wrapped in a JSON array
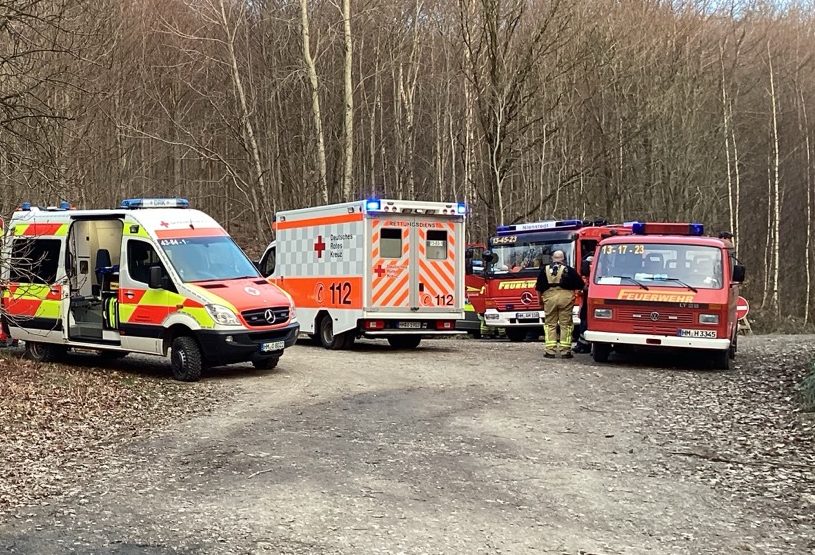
[
  {"x1": 768, "y1": 44, "x2": 781, "y2": 317},
  {"x1": 300, "y1": 0, "x2": 329, "y2": 203},
  {"x1": 341, "y1": 0, "x2": 354, "y2": 200}
]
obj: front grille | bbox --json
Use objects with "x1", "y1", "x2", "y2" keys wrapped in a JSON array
[
  {"x1": 498, "y1": 293, "x2": 541, "y2": 311},
  {"x1": 242, "y1": 307, "x2": 290, "y2": 327},
  {"x1": 617, "y1": 307, "x2": 692, "y2": 336}
]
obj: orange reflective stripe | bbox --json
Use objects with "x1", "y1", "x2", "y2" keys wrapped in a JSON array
[{"x1": 274, "y1": 213, "x2": 363, "y2": 231}]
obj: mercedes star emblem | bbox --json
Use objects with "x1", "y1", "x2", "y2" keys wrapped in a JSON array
[
  {"x1": 520, "y1": 291, "x2": 534, "y2": 305},
  {"x1": 264, "y1": 309, "x2": 276, "y2": 324}
]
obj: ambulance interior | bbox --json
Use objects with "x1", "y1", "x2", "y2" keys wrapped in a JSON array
[{"x1": 66, "y1": 219, "x2": 123, "y2": 341}]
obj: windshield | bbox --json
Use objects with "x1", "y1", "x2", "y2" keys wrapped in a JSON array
[
  {"x1": 594, "y1": 243, "x2": 723, "y2": 289},
  {"x1": 159, "y1": 236, "x2": 259, "y2": 282},
  {"x1": 488, "y1": 238, "x2": 574, "y2": 275}
]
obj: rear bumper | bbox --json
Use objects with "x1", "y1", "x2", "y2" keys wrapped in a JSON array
[
  {"x1": 584, "y1": 330, "x2": 730, "y2": 350},
  {"x1": 196, "y1": 321, "x2": 300, "y2": 365},
  {"x1": 363, "y1": 330, "x2": 464, "y2": 337}
]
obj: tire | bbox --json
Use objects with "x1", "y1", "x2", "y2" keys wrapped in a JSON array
[
  {"x1": 98, "y1": 350, "x2": 128, "y2": 360},
  {"x1": 505, "y1": 328, "x2": 527, "y2": 342},
  {"x1": 24, "y1": 341, "x2": 67, "y2": 363},
  {"x1": 253, "y1": 356, "x2": 280, "y2": 370},
  {"x1": 318, "y1": 315, "x2": 351, "y2": 350},
  {"x1": 592, "y1": 342, "x2": 611, "y2": 363},
  {"x1": 387, "y1": 335, "x2": 422, "y2": 349},
  {"x1": 170, "y1": 336, "x2": 203, "y2": 382}
]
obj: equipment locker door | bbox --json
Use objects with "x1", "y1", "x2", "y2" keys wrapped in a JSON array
[
  {"x1": 368, "y1": 216, "x2": 412, "y2": 312},
  {"x1": 412, "y1": 217, "x2": 460, "y2": 312}
]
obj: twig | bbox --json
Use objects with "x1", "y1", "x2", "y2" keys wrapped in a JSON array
[{"x1": 248, "y1": 468, "x2": 275, "y2": 478}]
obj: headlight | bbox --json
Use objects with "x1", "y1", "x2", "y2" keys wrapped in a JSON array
[
  {"x1": 205, "y1": 304, "x2": 240, "y2": 326},
  {"x1": 699, "y1": 314, "x2": 719, "y2": 325},
  {"x1": 289, "y1": 304, "x2": 297, "y2": 321},
  {"x1": 594, "y1": 308, "x2": 612, "y2": 319}
]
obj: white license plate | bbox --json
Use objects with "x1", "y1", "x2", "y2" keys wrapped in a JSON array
[
  {"x1": 678, "y1": 329, "x2": 717, "y2": 339},
  {"x1": 260, "y1": 340, "x2": 285, "y2": 352},
  {"x1": 516, "y1": 312, "x2": 539, "y2": 319},
  {"x1": 398, "y1": 321, "x2": 422, "y2": 329}
]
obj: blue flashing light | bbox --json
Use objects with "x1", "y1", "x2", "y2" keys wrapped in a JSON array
[
  {"x1": 365, "y1": 199, "x2": 381, "y2": 212},
  {"x1": 496, "y1": 224, "x2": 513, "y2": 234},
  {"x1": 557, "y1": 219, "x2": 583, "y2": 227},
  {"x1": 456, "y1": 202, "x2": 467, "y2": 215},
  {"x1": 20, "y1": 202, "x2": 31, "y2": 211},
  {"x1": 689, "y1": 223, "x2": 704, "y2": 236},
  {"x1": 632, "y1": 222, "x2": 646, "y2": 235},
  {"x1": 120, "y1": 198, "x2": 190, "y2": 209},
  {"x1": 59, "y1": 200, "x2": 70, "y2": 210}
]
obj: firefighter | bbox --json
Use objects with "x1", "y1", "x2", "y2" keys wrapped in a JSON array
[{"x1": 535, "y1": 250, "x2": 585, "y2": 358}]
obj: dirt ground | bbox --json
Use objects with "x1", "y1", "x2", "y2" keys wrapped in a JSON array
[{"x1": 1, "y1": 335, "x2": 814, "y2": 554}]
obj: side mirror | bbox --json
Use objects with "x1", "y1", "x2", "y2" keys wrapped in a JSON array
[
  {"x1": 732, "y1": 264, "x2": 746, "y2": 283},
  {"x1": 580, "y1": 260, "x2": 591, "y2": 277},
  {"x1": 481, "y1": 250, "x2": 498, "y2": 265},
  {"x1": 465, "y1": 259, "x2": 474, "y2": 275},
  {"x1": 148, "y1": 265, "x2": 163, "y2": 289}
]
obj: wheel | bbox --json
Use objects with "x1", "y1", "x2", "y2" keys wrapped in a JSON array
[
  {"x1": 592, "y1": 342, "x2": 611, "y2": 363},
  {"x1": 387, "y1": 335, "x2": 422, "y2": 349},
  {"x1": 253, "y1": 356, "x2": 280, "y2": 370},
  {"x1": 318, "y1": 315, "x2": 351, "y2": 350},
  {"x1": 98, "y1": 350, "x2": 128, "y2": 360},
  {"x1": 170, "y1": 336, "x2": 203, "y2": 382},
  {"x1": 25, "y1": 341, "x2": 67, "y2": 363},
  {"x1": 710, "y1": 348, "x2": 731, "y2": 370},
  {"x1": 342, "y1": 331, "x2": 356, "y2": 349},
  {"x1": 505, "y1": 328, "x2": 527, "y2": 342}
]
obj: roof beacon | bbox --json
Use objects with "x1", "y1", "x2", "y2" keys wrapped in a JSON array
[
  {"x1": 120, "y1": 198, "x2": 190, "y2": 209},
  {"x1": 496, "y1": 219, "x2": 583, "y2": 235},
  {"x1": 631, "y1": 222, "x2": 704, "y2": 236}
]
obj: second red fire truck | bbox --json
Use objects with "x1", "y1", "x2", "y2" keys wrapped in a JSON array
[{"x1": 479, "y1": 219, "x2": 633, "y2": 342}]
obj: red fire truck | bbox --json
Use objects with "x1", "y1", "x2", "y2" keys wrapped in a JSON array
[
  {"x1": 480, "y1": 220, "x2": 633, "y2": 342},
  {"x1": 584, "y1": 222, "x2": 746, "y2": 369}
]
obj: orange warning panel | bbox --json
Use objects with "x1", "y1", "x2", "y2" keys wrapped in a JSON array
[{"x1": 274, "y1": 276, "x2": 363, "y2": 309}]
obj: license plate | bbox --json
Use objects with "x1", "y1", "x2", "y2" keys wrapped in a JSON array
[
  {"x1": 398, "y1": 321, "x2": 422, "y2": 329},
  {"x1": 516, "y1": 312, "x2": 539, "y2": 319},
  {"x1": 260, "y1": 340, "x2": 285, "y2": 352},
  {"x1": 677, "y1": 329, "x2": 717, "y2": 339}
]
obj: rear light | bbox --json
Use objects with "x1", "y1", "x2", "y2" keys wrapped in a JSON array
[
  {"x1": 485, "y1": 299, "x2": 497, "y2": 309},
  {"x1": 435, "y1": 320, "x2": 455, "y2": 330},
  {"x1": 364, "y1": 320, "x2": 385, "y2": 330},
  {"x1": 699, "y1": 314, "x2": 719, "y2": 325},
  {"x1": 594, "y1": 308, "x2": 612, "y2": 319}
]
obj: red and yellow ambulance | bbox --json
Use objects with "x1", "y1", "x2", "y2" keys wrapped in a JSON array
[
  {"x1": 1, "y1": 198, "x2": 298, "y2": 380},
  {"x1": 584, "y1": 222, "x2": 746, "y2": 369}
]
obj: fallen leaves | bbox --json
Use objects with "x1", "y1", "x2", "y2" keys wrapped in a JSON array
[{"x1": 0, "y1": 350, "x2": 221, "y2": 513}]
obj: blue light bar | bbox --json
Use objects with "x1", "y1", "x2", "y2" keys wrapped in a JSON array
[
  {"x1": 120, "y1": 198, "x2": 190, "y2": 209},
  {"x1": 20, "y1": 202, "x2": 31, "y2": 211},
  {"x1": 632, "y1": 222, "x2": 646, "y2": 235},
  {"x1": 689, "y1": 223, "x2": 704, "y2": 236},
  {"x1": 59, "y1": 201, "x2": 70, "y2": 210},
  {"x1": 456, "y1": 202, "x2": 467, "y2": 215},
  {"x1": 365, "y1": 198, "x2": 381, "y2": 212}
]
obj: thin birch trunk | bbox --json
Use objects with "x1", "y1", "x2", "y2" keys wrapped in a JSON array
[
  {"x1": 300, "y1": 0, "x2": 328, "y2": 203},
  {"x1": 341, "y1": 0, "x2": 354, "y2": 200},
  {"x1": 768, "y1": 44, "x2": 781, "y2": 317}
]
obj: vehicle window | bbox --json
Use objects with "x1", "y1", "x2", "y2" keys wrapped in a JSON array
[
  {"x1": 260, "y1": 248, "x2": 275, "y2": 277},
  {"x1": 158, "y1": 236, "x2": 259, "y2": 282},
  {"x1": 594, "y1": 243, "x2": 723, "y2": 289},
  {"x1": 9, "y1": 238, "x2": 62, "y2": 284},
  {"x1": 426, "y1": 230, "x2": 447, "y2": 260},
  {"x1": 489, "y1": 239, "x2": 574, "y2": 274},
  {"x1": 381, "y1": 228, "x2": 402, "y2": 259},
  {"x1": 127, "y1": 240, "x2": 166, "y2": 284}
]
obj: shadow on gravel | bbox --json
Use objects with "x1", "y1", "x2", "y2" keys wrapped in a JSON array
[{"x1": 294, "y1": 337, "x2": 459, "y2": 354}]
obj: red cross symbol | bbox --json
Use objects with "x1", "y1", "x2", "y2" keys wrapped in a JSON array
[
  {"x1": 314, "y1": 235, "x2": 326, "y2": 258},
  {"x1": 374, "y1": 264, "x2": 386, "y2": 277}
]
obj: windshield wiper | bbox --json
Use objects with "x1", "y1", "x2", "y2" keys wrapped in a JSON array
[
  {"x1": 652, "y1": 276, "x2": 698, "y2": 292},
  {"x1": 606, "y1": 275, "x2": 649, "y2": 290}
]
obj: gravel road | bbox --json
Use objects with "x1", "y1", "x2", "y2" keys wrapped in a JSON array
[{"x1": 1, "y1": 335, "x2": 813, "y2": 554}]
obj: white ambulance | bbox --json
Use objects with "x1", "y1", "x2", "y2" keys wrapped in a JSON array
[
  {"x1": 257, "y1": 199, "x2": 466, "y2": 349},
  {"x1": 1, "y1": 198, "x2": 299, "y2": 381}
]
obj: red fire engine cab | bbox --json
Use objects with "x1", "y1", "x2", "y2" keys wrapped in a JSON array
[
  {"x1": 480, "y1": 219, "x2": 633, "y2": 342},
  {"x1": 584, "y1": 222, "x2": 746, "y2": 369}
]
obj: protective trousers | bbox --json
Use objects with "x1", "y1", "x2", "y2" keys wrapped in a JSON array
[{"x1": 542, "y1": 288, "x2": 575, "y2": 355}]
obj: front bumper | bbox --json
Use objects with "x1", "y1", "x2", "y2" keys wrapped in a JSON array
[
  {"x1": 197, "y1": 321, "x2": 300, "y2": 365},
  {"x1": 484, "y1": 306, "x2": 581, "y2": 328},
  {"x1": 584, "y1": 330, "x2": 730, "y2": 350}
]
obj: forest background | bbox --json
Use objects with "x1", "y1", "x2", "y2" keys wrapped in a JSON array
[{"x1": 1, "y1": 0, "x2": 813, "y2": 330}]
